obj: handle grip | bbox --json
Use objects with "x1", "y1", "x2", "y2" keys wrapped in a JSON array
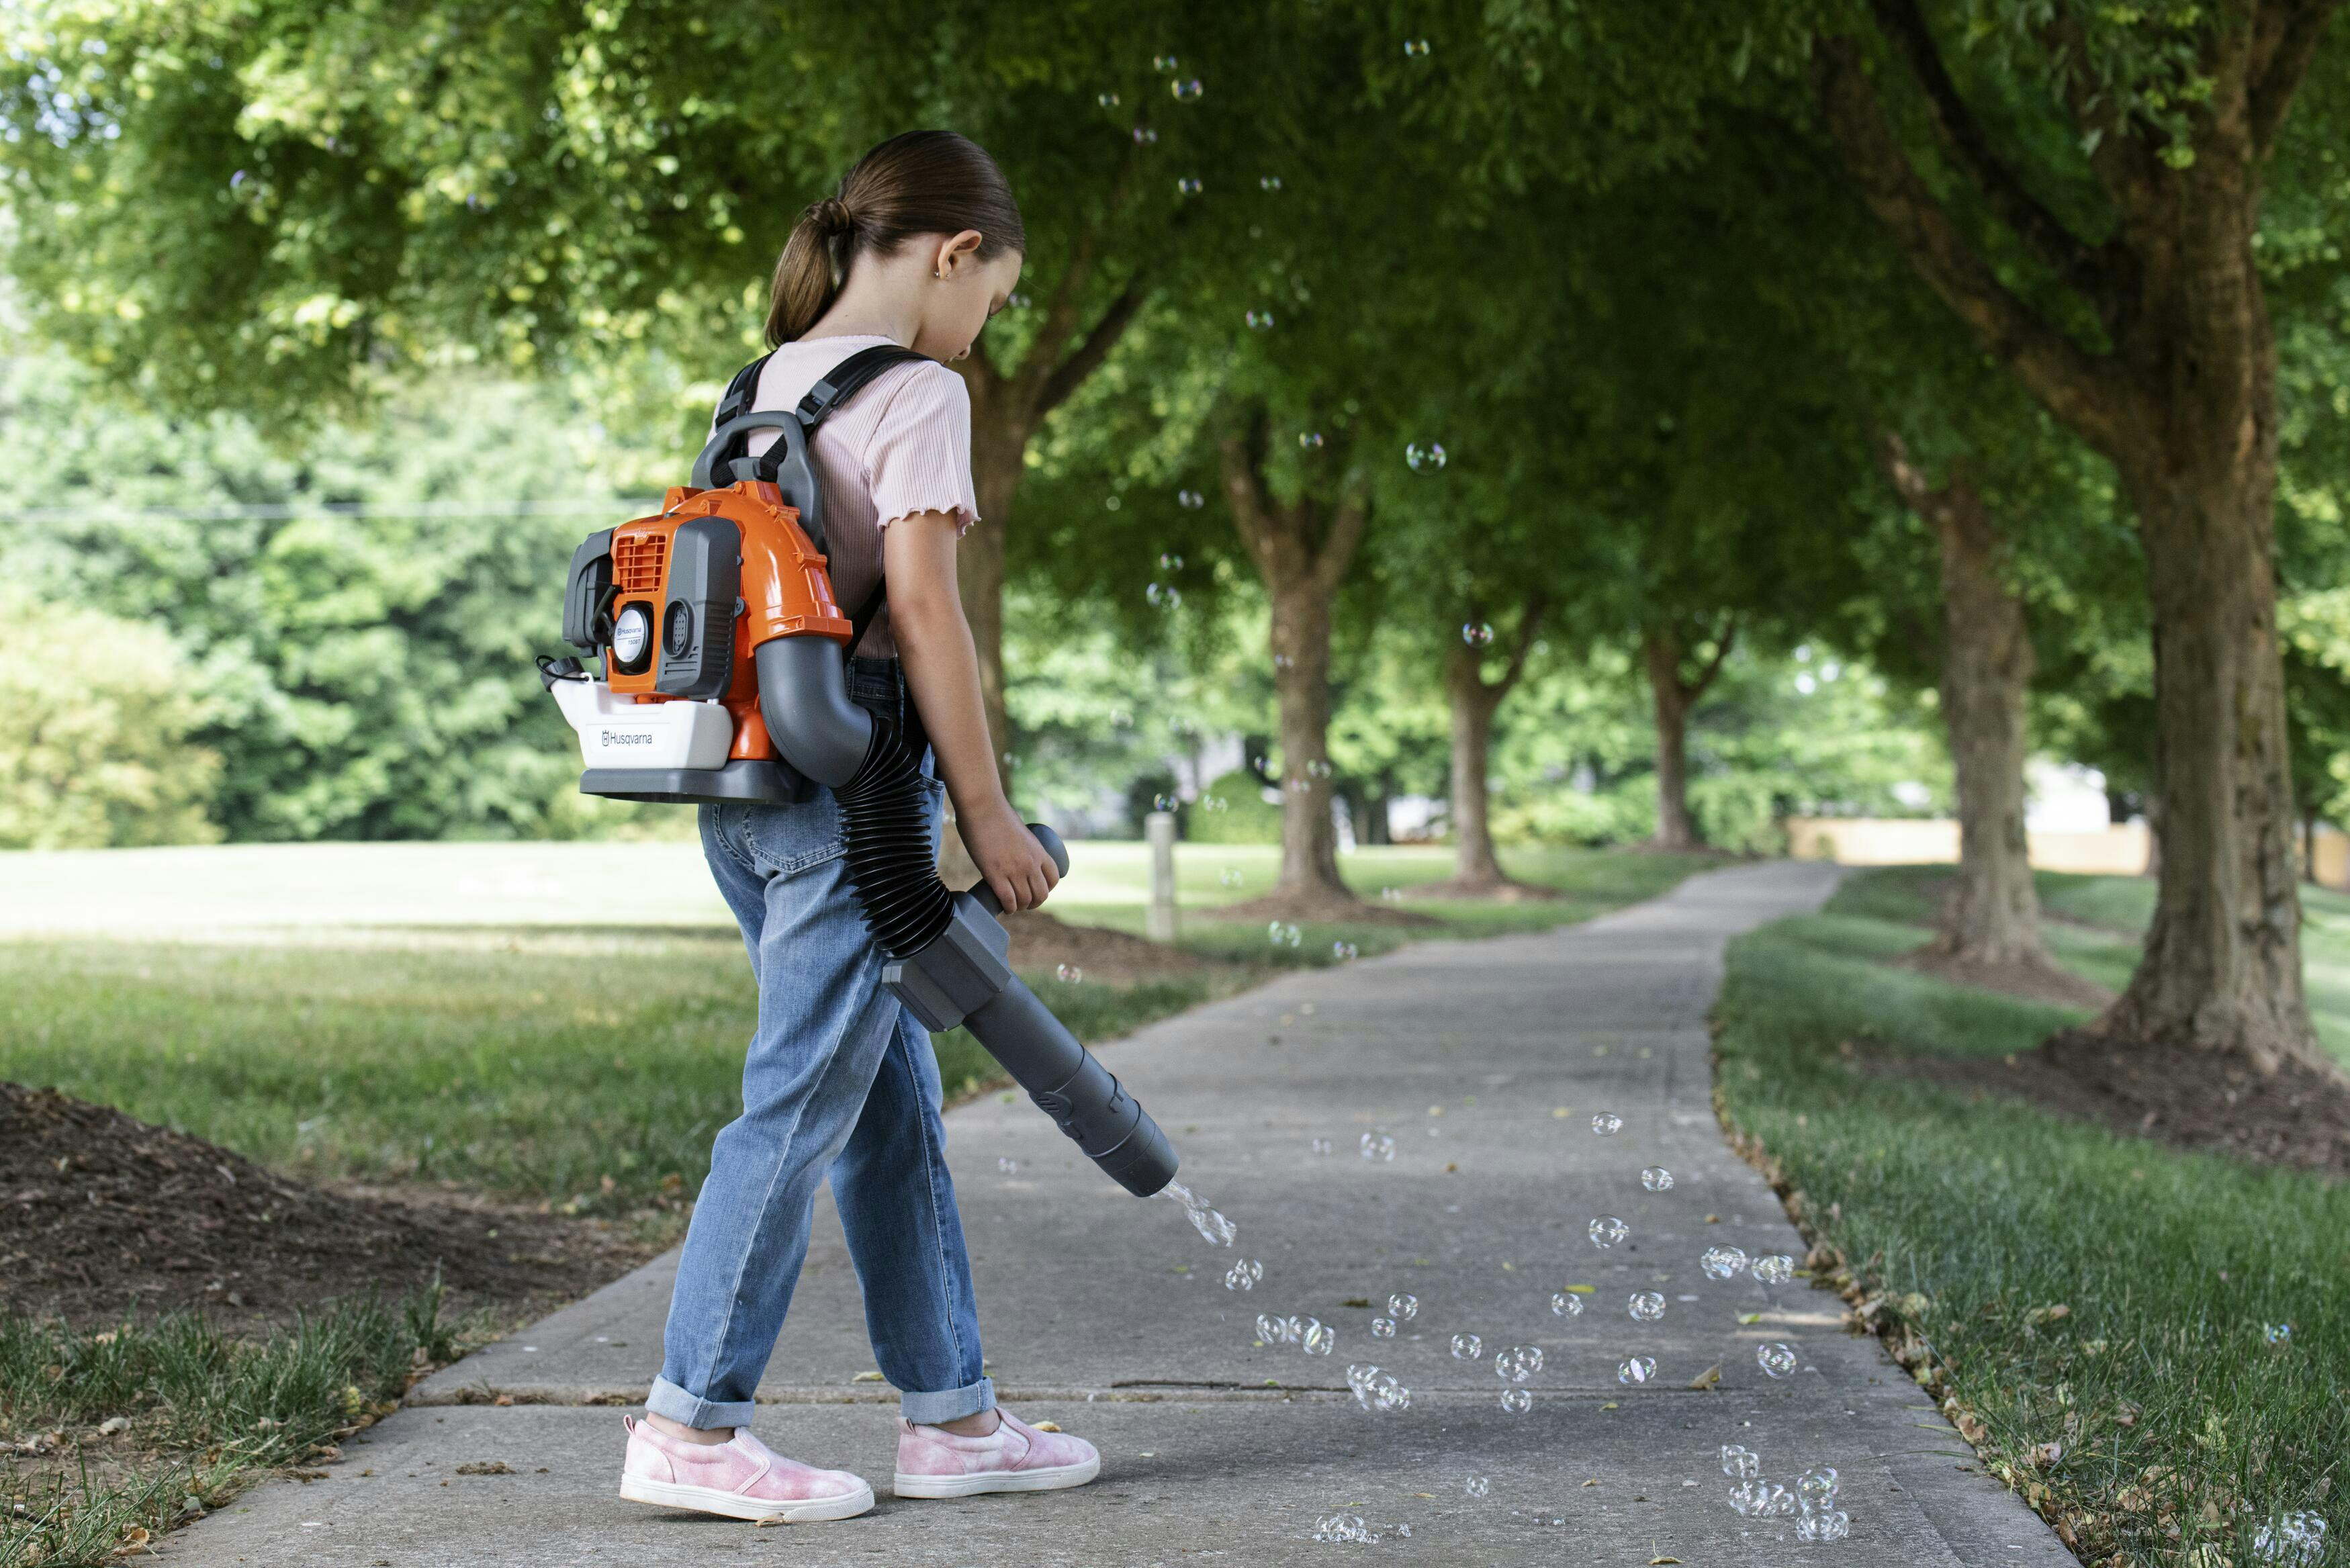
[{"x1": 967, "y1": 822, "x2": 1069, "y2": 917}]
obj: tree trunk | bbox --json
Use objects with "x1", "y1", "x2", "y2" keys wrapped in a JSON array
[
  {"x1": 1877, "y1": 437, "x2": 2050, "y2": 966},
  {"x1": 2105, "y1": 442, "x2": 2313, "y2": 1072},
  {"x1": 1643, "y1": 629, "x2": 1698, "y2": 851},
  {"x1": 1218, "y1": 416, "x2": 1371, "y2": 908},
  {"x1": 1269, "y1": 579, "x2": 1345, "y2": 898},
  {"x1": 1445, "y1": 637, "x2": 1508, "y2": 885},
  {"x1": 1927, "y1": 477, "x2": 2049, "y2": 966}
]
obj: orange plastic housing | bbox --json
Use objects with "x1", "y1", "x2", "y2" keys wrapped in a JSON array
[{"x1": 604, "y1": 481, "x2": 853, "y2": 761}]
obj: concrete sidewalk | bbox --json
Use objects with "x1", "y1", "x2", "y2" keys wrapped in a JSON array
[{"x1": 163, "y1": 862, "x2": 2076, "y2": 1567}]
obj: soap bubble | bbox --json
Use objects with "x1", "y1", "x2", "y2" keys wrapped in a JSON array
[
  {"x1": 1153, "y1": 52, "x2": 1178, "y2": 71},
  {"x1": 1463, "y1": 1475, "x2": 1490, "y2": 1498},
  {"x1": 1246, "y1": 309, "x2": 1275, "y2": 330},
  {"x1": 1097, "y1": 91, "x2": 1120, "y2": 107},
  {"x1": 1719, "y1": 1444, "x2": 1760, "y2": 1479},
  {"x1": 1009, "y1": 292, "x2": 1030, "y2": 308},
  {"x1": 1360, "y1": 1130, "x2": 1395, "y2": 1161},
  {"x1": 1449, "y1": 1333, "x2": 1482, "y2": 1361},
  {"x1": 1312, "y1": 1513, "x2": 1370, "y2": 1543},
  {"x1": 2253, "y1": 1512, "x2": 2329, "y2": 1567},
  {"x1": 1175, "y1": 176, "x2": 1203, "y2": 195},
  {"x1": 1146, "y1": 582, "x2": 1181, "y2": 610},
  {"x1": 1056, "y1": 964, "x2": 1083, "y2": 984},
  {"x1": 1332, "y1": 941, "x2": 1359, "y2": 961},
  {"x1": 1298, "y1": 430, "x2": 1324, "y2": 449},
  {"x1": 1617, "y1": 1355, "x2": 1657, "y2": 1385},
  {"x1": 1159, "y1": 550, "x2": 1184, "y2": 570},
  {"x1": 1461, "y1": 622, "x2": 1493, "y2": 647},
  {"x1": 1370, "y1": 1316, "x2": 1395, "y2": 1338},
  {"x1": 1164, "y1": 1181, "x2": 1236, "y2": 1247},
  {"x1": 1628, "y1": 1291, "x2": 1666, "y2": 1322},
  {"x1": 1494, "y1": 1345, "x2": 1541, "y2": 1382},
  {"x1": 2265, "y1": 1322, "x2": 2295, "y2": 1346},
  {"x1": 1700, "y1": 1245, "x2": 1750, "y2": 1281},
  {"x1": 230, "y1": 169, "x2": 248, "y2": 190},
  {"x1": 1220, "y1": 867, "x2": 1244, "y2": 888},
  {"x1": 1376, "y1": 1381, "x2": 1410, "y2": 1412},
  {"x1": 1500, "y1": 1387, "x2": 1531, "y2": 1414},
  {"x1": 1306, "y1": 758, "x2": 1332, "y2": 778},
  {"x1": 1202, "y1": 795, "x2": 1228, "y2": 813},
  {"x1": 1277, "y1": 923, "x2": 1302, "y2": 947},
  {"x1": 1380, "y1": 886, "x2": 1402, "y2": 902},
  {"x1": 1256, "y1": 1313, "x2": 1281, "y2": 1342},
  {"x1": 1551, "y1": 1291, "x2": 1585, "y2": 1318},
  {"x1": 1403, "y1": 38, "x2": 1431, "y2": 57},
  {"x1": 1387, "y1": 1293, "x2": 1418, "y2": 1320},
  {"x1": 1756, "y1": 1342, "x2": 1799, "y2": 1378},
  {"x1": 1223, "y1": 1258, "x2": 1262, "y2": 1291},
  {"x1": 997, "y1": 1157, "x2": 1018, "y2": 1173},
  {"x1": 1171, "y1": 78, "x2": 1204, "y2": 101},
  {"x1": 1640, "y1": 1166, "x2": 1674, "y2": 1192},
  {"x1": 1302, "y1": 1320, "x2": 1336, "y2": 1356},
  {"x1": 1259, "y1": 175, "x2": 1283, "y2": 191},
  {"x1": 1132, "y1": 126, "x2": 1158, "y2": 144},
  {"x1": 1278, "y1": 1315, "x2": 1304, "y2": 1343},
  {"x1": 1405, "y1": 441, "x2": 1447, "y2": 471},
  {"x1": 1153, "y1": 794, "x2": 1177, "y2": 812},
  {"x1": 1752, "y1": 1254, "x2": 1795, "y2": 1285},
  {"x1": 1797, "y1": 1467, "x2": 1840, "y2": 1506},
  {"x1": 1309, "y1": 1136, "x2": 1332, "y2": 1155},
  {"x1": 1177, "y1": 489, "x2": 1204, "y2": 509},
  {"x1": 1588, "y1": 1215, "x2": 1629, "y2": 1248},
  {"x1": 1590, "y1": 1111, "x2": 1623, "y2": 1136},
  {"x1": 1797, "y1": 1508, "x2": 1851, "y2": 1542}
]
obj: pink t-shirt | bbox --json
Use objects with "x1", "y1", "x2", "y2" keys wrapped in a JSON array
[{"x1": 719, "y1": 334, "x2": 980, "y2": 660}]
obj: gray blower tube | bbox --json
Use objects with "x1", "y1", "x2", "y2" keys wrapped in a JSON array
[
  {"x1": 752, "y1": 634, "x2": 1181, "y2": 1198},
  {"x1": 754, "y1": 636, "x2": 873, "y2": 788}
]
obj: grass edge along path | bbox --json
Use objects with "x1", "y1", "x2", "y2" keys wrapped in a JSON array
[
  {"x1": 1711, "y1": 868, "x2": 2346, "y2": 1568},
  {"x1": 2, "y1": 1283, "x2": 458, "y2": 1568}
]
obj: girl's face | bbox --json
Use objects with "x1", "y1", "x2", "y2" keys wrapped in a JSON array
[{"x1": 916, "y1": 229, "x2": 1025, "y2": 364}]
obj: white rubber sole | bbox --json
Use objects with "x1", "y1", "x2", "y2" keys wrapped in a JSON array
[
  {"x1": 619, "y1": 1473, "x2": 876, "y2": 1522},
  {"x1": 893, "y1": 1456, "x2": 1101, "y2": 1499}
]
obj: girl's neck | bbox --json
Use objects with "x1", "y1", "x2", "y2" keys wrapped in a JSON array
[{"x1": 799, "y1": 269, "x2": 921, "y2": 348}]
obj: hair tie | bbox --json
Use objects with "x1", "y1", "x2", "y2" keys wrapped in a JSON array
[{"x1": 813, "y1": 197, "x2": 853, "y2": 234}]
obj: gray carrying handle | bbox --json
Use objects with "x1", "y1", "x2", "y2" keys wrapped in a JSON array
[{"x1": 967, "y1": 823, "x2": 1069, "y2": 916}]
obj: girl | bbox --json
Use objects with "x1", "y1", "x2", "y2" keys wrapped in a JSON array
[{"x1": 617, "y1": 130, "x2": 1097, "y2": 1524}]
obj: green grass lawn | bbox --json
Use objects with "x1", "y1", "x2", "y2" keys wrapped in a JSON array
[{"x1": 1715, "y1": 867, "x2": 2347, "y2": 1565}]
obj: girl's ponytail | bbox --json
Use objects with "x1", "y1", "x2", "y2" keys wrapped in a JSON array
[
  {"x1": 762, "y1": 131, "x2": 1026, "y2": 348},
  {"x1": 766, "y1": 197, "x2": 854, "y2": 347}
]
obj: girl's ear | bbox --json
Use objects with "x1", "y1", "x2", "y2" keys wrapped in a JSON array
[{"x1": 936, "y1": 228, "x2": 986, "y2": 277}]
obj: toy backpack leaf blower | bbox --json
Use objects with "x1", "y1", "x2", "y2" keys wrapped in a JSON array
[{"x1": 540, "y1": 345, "x2": 1179, "y2": 1198}]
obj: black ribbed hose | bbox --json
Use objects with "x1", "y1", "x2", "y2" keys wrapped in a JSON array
[{"x1": 834, "y1": 710, "x2": 956, "y2": 958}]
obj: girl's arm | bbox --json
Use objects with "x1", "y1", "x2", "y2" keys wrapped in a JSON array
[{"x1": 883, "y1": 511, "x2": 1060, "y2": 911}]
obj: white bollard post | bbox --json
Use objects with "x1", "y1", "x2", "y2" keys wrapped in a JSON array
[{"x1": 1145, "y1": 810, "x2": 1179, "y2": 944}]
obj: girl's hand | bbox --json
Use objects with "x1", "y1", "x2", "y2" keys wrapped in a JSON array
[{"x1": 963, "y1": 805, "x2": 1060, "y2": 913}]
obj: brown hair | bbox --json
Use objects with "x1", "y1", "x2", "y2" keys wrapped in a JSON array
[{"x1": 766, "y1": 130, "x2": 1027, "y2": 347}]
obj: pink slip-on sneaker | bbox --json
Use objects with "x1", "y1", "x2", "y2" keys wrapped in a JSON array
[
  {"x1": 618, "y1": 1415, "x2": 874, "y2": 1522},
  {"x1": 893, "y1": 1409, "x2": 1101, "y2": 1499}
]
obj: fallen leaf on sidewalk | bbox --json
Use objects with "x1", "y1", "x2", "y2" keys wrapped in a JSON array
[
  {"x1": 455, "y1": 1461, "x2": 514, "y2": 1476},
  {"x1": 1737, "y1": 1313, "x2": 1764, "y2": 1326},
  {"x1": 1582, "y1": 1479, "x2": 1600, "y2": 1487},
  {"x1": 851, "y1": 1371, "x2": 885, "y2": 1383},
  {"x1": 1600, "y1": 1401, "x2": 1619, "y2": 1412},
  {"x1": 1687, "y1": 1365, "x2": 1722, "y2": 1390},
  {"x1": 1032, "y1": 1422, "x2": 1061, "y2": 1432}
]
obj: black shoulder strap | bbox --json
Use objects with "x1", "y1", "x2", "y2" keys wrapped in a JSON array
[{"x1": 793, "y1": 344, "x2": 930, "y2": 433}]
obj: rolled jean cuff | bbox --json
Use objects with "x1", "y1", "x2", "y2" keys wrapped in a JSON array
[
  {"x1": 900, "y1": 1375, "x2": 995, "y2": 1426},
  {"x1": 645, "y1": 1375, "x2": 756, "y2": 1432}
]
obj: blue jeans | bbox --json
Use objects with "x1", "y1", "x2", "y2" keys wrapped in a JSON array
[{"x1": 648, "y1": 657, "x2": 993, "y2": 1430}]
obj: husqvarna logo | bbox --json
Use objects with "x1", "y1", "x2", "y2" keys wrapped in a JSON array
[{"x1": 600, "y1": 729, "x2": 656, "y2": 747}]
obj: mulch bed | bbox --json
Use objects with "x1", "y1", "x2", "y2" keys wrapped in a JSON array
[
  {"x1": 999, "y1": 909, "x2": 1210, "y2": 983},
  {"x1": 1892, "y1": 943, "x2": 2117, "y2": 1010},
  {"x1": 1, "y1": 1082, "x2": 653, "y2": 1330},
  {"x1": 1862, "y1": 1028, "x2": 2350, "y2": 1176}
]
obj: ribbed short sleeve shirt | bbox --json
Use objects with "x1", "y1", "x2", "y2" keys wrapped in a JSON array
[{"x1": 718, "y1": 334, "x2": 981, "y2": 659}]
